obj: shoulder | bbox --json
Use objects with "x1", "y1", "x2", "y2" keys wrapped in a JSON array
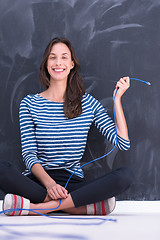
[
  {"x1": 82, "y1": 92, "x2": 102, "y2": 107},
  {"x1": 19, "y1": 94, "x2": 41, "y2": 113},
  {"x1": 20, "y1": 93, "x2": 39, "y2": 106},
  {"x1": 82, "y1": 92, "x2": 103, "y2": 114},
  {"x1": 82, "y1": 92, "x2": 99, "y2": 104}
]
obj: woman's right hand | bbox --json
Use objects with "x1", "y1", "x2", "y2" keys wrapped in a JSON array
[
  {"x1": 31, "y1": 164, "x2": 68, "y2": 200},
  {"x1": 46, "y1": 182, "x2": 68, "y2": 200}
]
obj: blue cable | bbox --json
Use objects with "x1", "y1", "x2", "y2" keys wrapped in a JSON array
[
  {"x1": 130, "y1": 78, "x2": 151, "y2": 85},
  {"x1": 65, "y1": 78, "x2": 151, "y2": 189},
  {"x1": 0, "y1": 89, "x2": 118, "y2": 216},
  {"x1": 0, "y1": 77, "x2": 151, "y2": 217},
  {"x1": 0, "y1": 77, "x2": 151, "y2": 239}
]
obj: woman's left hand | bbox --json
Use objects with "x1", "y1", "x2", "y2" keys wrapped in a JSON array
[{"x1": 113, "y1": 76, "x2": 130, "y2": 99}]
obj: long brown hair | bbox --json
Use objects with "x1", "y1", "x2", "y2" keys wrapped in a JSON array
[{"x1": 39, "y1": 37, "x2": 85, "y2": 119}]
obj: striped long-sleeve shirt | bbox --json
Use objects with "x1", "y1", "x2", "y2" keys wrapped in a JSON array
[{"x1": 19, "y1": 92, "x2": 130, "y2": 178}]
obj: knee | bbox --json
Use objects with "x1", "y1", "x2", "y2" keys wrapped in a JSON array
[{"x1": 115, "y1": 167, "x2": 135, "y2": 190}]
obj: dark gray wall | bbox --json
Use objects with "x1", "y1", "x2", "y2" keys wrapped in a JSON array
[{"x1": 0, "y1": 0, "x2": 160, "y2": 200}]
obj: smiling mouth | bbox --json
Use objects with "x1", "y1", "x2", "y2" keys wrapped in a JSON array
[{"x1": 53, "y1": 68, "x2": 65, "y2": 72}]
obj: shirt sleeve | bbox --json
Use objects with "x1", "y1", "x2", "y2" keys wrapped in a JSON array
[
  {"x1": 19, "y1": 97, "x2": 40, "y2": 171},
  {"x1": 90, "y1": 96, "x2": 130, "y2": 151}
]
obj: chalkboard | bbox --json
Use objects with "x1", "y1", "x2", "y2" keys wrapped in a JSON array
[{"x1": 0, "y1": 0, "x2": 160, "y2": 200}]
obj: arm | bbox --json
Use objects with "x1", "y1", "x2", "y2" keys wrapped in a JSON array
[
  {"x1": 19, "y1": 98, "x2": 40, "y2": 170},
  {"x1": 113, "y1": 77, "x2": 130, "y2": 140},
  {"x1": 89, "y1": 85, "x2": 130, "y2": 150},
  {"x1": 31, "y1": 163, "x2": 68, "y2": 200},
  {"x1": 19, "y1": 97, "x2": 68, "y2": 200}
]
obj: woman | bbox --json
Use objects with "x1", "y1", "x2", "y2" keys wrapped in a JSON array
[{"x1": 1, "y1": 37, "x2": 133, "y2": 216}]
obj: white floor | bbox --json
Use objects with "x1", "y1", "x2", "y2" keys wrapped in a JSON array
[{"x1": 0, "y1": 200, "x2": 160, "y2": 240}]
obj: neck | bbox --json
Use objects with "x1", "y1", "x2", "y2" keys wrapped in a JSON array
[{"x1": 45, "y1": 80, "x2": 67, "y2": 102}]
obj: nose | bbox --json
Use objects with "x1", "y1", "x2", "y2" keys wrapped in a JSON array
[{"x1": 55, "y1": 57, "x2": 62, "y2": 66}]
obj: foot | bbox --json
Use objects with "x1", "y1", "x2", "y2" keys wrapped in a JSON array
[
  {"x1": 86, "y1": 197, "x2": 116, "y2": 215},
  {"x1": 3, "y1": 194, "x2": 30, "y2": 216}
]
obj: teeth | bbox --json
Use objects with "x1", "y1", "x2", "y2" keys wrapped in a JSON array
[{"x1": 54, "y1": 69, "x2": 64, "y2": 72}]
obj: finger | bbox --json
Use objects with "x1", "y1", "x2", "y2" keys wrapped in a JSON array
[
  {"x1": 123, "y1": 76, "x2": 130, "y2": 81},
  {"x1": 118, "y1": 78, "x2": 128, "y2": 86},
  {"x1": 57, "y1": 185, "x2": 68, "y2": 195},
  {"x1": 116, "y1": 81, "x2": 127, "y2": 90},
  {"x1": 57, "y1": 188, "x2": 67, "y2": 199},
  {"x1": 49, "y1": 186, "x2": 62, "y2": 199},
  {"x1": 59, "y1": 186, "x2": 68, "y2": 198},
  {"x1": 62, "y1": 188, "x2": 68, "y2": 197},
  {"x1": 119, "y1": 78, "x2": 127, "y2": 85},
  {"x1": 61, "y1": 186, "x2": 68, "y2": 193},
  {"x1": 48, "y1": 191, "x2": 57, "y2": 200},
  {"x1": 117, "y1": 79, "x2": 130, "y2": 89},
  {"x1": 122, "y1": 76, "x2": 130, "y2": 85},
  {"x1": 115, "y1": 79, "x2": 125, "y2": 88},
  {"x1": 53, "y1": 189, "x2": 62, "y2": 199}
]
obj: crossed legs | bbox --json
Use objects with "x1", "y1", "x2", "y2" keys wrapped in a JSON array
[
  {"x1": 0, "y1": 162, "x2": 134, "y2": 216},
  {"x1": 30, "y1": 194, "x2": 87, "y2": 215}
]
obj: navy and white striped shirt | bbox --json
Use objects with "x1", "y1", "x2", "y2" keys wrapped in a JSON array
[{"x1": 19, "y1": 92, "x2": 130, "y2": 178}]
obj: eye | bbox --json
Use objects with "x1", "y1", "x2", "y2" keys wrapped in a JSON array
[{"x1": 49, "y1": 56, "x2": 56, "y2": 60}]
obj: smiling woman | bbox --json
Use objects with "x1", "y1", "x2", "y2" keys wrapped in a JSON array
[
  {"x1": 1, "y1": 37, "x2": 134, "y2": 217},
  {"x1": 39, "y1": 37, "x2": 85, "y2": 119}
]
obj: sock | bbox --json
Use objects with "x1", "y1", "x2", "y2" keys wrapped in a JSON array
[
  {"x1": 86, "y1": 197, "x2": 116, "y2": 215},
  {"x1": 3, "y1": 194, "x2": 30, "y2": 216}
]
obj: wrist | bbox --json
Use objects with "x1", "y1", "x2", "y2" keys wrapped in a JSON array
[
  {"x1": 45, "y1": 179, "x2": 56, "y2": 189},
  {"x1": 114, "y1": 96, "x2": 121, "y2": 104}
]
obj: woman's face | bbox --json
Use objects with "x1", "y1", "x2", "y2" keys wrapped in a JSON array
[{"x1": 47, "y1": 43, "x2": 74, "y2": 83}]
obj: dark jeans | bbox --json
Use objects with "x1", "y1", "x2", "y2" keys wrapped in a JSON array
[{"x1": 0, "y1": 161, "x2": 134, "y2": 208}]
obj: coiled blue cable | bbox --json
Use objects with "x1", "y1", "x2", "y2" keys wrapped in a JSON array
[
  {"x1": 65, "y1": 78, "x2": 151, "y2": 189},
  {"x1": 0, "y1": 77, "x2": 151, "y2": 239},
  {"x1": 0, "y1": 78, "x2": 151, "y2": 216}
]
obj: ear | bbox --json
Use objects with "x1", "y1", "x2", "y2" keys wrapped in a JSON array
[{"x1": 71, "y1": 61, "x2": 74, "y2": 69}]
